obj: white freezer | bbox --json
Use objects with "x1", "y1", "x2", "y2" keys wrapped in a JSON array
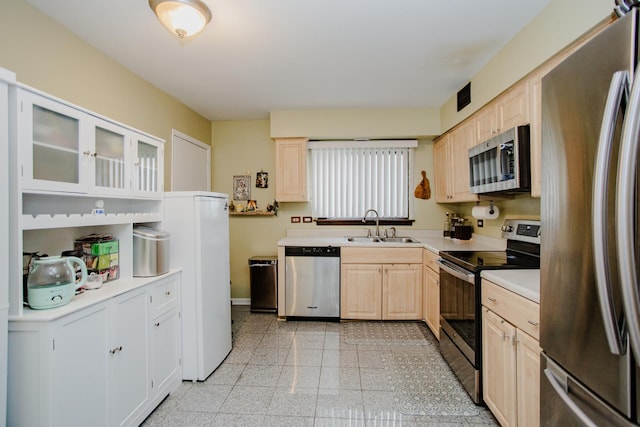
[{"x1": 163, "y1": 191, "x2": 231, "y2": 381}]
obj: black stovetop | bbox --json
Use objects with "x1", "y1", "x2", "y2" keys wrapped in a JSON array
[{"x1": 439, "y1": 248, "x2": 540, "y2": 273}]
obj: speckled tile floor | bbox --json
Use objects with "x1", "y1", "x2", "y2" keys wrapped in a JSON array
[{"x1": 141, "y1": 306, "x2": 498, "y2": 426}]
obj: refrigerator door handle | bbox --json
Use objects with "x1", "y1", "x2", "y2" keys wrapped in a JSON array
[
  {"x1": 593, "y1": 70, "x2": 628, "y2": 355},
  {"x1": 617, "y1": 66, "x2": 640, "y2": 363},
  {"x1": 543, "y1": 368, "x2": 598, "y2": 427}
]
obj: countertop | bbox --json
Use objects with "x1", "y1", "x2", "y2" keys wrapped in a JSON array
[
  {"x1": 11, "y1": 269, "x2": 182, "y2": 322},
  {"x1": 277, "y1": 231, "x2": 506, "y2": 254},
  {"x1": 481, "y1": 269, "x2": 540, "y2": 303}
]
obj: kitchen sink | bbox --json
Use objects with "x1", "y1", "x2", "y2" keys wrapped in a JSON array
[
  {"x1": 379, "y1": 237, "x2": 419, "y2": 243},
  {"x1": 346, "y1": 236, "x2": 382, "y2": 243},
  {"x1": 345, "y1": 236, "x2": 419, "y2": 244}
]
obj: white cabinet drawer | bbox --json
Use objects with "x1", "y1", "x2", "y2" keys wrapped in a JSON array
[{"x1": 150, "y1": 276, "x2": 179, "y2": 318}]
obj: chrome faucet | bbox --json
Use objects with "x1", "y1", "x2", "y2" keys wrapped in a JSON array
[
  {"x1": 384, "y1": 226, "x2": 397, "y2": 238},
  {"x1": 363, "y1": 209, "x2": 380, "y2": 237}
]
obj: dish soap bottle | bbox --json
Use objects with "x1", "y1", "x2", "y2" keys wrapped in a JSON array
[{"x1": 443, "y1": 212, "x2": 451, "y2": 237}]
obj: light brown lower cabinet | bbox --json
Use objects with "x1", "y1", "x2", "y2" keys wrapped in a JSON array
[
  {"x1": 341, "y1": 247, "x2": 422, "y2": 320},
  {"x1": 482, "y1": 279, "x2": 541, "y2": 427},
  {"x1": 423, "y1": 265, "x2": 440, "y2": 338}
]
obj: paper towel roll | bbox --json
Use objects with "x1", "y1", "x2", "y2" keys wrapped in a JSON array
[{"x1": 472, "y1": 205, "x2": 499, "y2": 220}]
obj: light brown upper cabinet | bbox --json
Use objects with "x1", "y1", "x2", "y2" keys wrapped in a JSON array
[
  {"x1": 274, "y1": 137, "x2": 308, "y2": 202},
  {"x1": 434, "y1": 120, "x2": 479, "y2": 203},
  {"x1": 475, "y1": 80, "x2": 530, "y2": 144}
]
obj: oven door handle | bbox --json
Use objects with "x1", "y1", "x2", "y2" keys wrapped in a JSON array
[{"x1": 437, "y1": 259, "x2": 475, "y2": 284}]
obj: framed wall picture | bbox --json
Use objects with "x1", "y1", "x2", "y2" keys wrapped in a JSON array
[
  {"x1": 233, "y1": 175, "x2": 251, "y2": 200},
  {"x1": 256, "y1": 171, "x2": 268, "y2": 188}
]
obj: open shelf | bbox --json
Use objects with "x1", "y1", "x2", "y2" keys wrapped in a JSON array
[{"x1": 230, "y1": 211, "x2": 275, "y2": 216}]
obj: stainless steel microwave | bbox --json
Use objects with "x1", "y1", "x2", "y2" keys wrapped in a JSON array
[{"x1": 468, "y1": 125, "x2": 531, "y2": 194}]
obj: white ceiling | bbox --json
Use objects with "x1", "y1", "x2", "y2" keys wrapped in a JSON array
[{"x1": 26, "y1": 0, "x2": 549, "y2": 121}]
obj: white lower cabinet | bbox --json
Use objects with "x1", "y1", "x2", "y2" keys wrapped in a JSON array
[
  {"x1": 8, "y1": 272, "x2": 181, "y2": 427},
  {"x1": 110, "y1": 289, "x2": 150, "y2": 426},
  {"x1": 52, "y1": 305, "x2": 109, "y2": 427},
  {"x1": 150, "y1": 306, "x2": 181, "y2": 397}
]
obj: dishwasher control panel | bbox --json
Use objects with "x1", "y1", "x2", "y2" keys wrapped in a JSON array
[{"x1": 285, "y1": 246, "x2": 340, "y2": 256}]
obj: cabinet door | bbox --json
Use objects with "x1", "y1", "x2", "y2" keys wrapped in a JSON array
[
  {"x1": 450, "y1": 120, "x2": 479, "y2": 202},
  {"x1": 529, "y1": 71, "x2": 542, "y2": 198},
  {"x1": 482, "y1": 308, "x2": 517, "y2": 427},
  {"x1": 132, "y1": 133, "x2": 164, "y2": 197},
  {"x1": 109, "y1": 290, "x2": 149, "y2": 426},
  {"x1": 275, "y1": 137, "x2": 307, "y2": 201},
  {"x1": 52, "y1": 306, "x2": 109, "y2": 427},
  {"x1": 90, "y1": 118, "x2": 130, "y2": 196},
  {"x1": 425, "y1": 267, "x2": 440, "y2": 339},
  {"x1": 516, "y1": 330, "x2": 541, "y2": 427},
  {"x1": 499, "y1": 81, "x2": 530, "y2": 131},
  {"x1": 475, "y1": 105, "x2": 499, "y2": 143},
  {"x1": 18, "y1": 90, "x2": 90, "y2": 193},
  {"x1": 340, "y1": 264, "x2": 382, "y2": 320},
  {"x1": 151, "y1": 308, "x2": 181, "y2": 398},
  {"x1": 433, "y1": 135, "x2": 452, "y2": 202},
  {"x1": 383, "y1": 264, "x2": 422, "y2": 320}
]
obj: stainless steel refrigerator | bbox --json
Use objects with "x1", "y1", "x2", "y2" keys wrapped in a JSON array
[{"x1": 540, "y1": 6, "x2": 640, "y2": 426}]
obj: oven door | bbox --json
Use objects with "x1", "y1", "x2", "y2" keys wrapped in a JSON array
[{"x1": 437, "y1": 259, "x2": 478, "y2": 365}]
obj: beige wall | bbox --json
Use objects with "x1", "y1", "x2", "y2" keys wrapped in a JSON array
[
  {"x1": 270, "y1": 108, "x2": 441, "y2": 138},
  {"x1": 0, "y1": 0, "x2": 212, "y2": 190},
  {"x1": 440, "y1": 0, "x2": 612, "y2": 131},
  {"x1": 212, "y1": 120, "x2": 447, "y2": 298}
]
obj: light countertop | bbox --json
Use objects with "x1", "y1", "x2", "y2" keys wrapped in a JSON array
[
  {"x1": 277, "y1": 231, "x2": 506, "y2": 254},
  {"x1": 481, "y1": 269, "x2": 540, "y2": 303}
]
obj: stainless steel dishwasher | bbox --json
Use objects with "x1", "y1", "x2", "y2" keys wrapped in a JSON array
[{"x1": 285, "y1": 246, "x2": 340, "y2": 319}]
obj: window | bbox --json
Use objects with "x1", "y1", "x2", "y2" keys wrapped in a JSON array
[{"x1": 309, "y1": 140, "x2": 417, "y2": 219}]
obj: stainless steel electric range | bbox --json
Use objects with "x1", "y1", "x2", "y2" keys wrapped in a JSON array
[{"x1": 437, "y1": 219, "x2": 541, "y2": 404}]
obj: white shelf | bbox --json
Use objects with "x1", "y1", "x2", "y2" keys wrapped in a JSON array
[{"x1": 21, "y1": 212, "x2": 162, "y2": 230}]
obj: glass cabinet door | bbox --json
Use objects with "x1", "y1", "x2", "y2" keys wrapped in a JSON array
[
  {"x1": 133, "y1": 134, "x2": 163, "y2": 196},
  {"x1": 32, "y1": 105, "x2": 80, "y2": 184},
  {"x1": 20, "y1": 90, "x2": 89, "y2": 192},
  {"x1": 93, "y1": 120, "x2": 129, "y2": 194}
]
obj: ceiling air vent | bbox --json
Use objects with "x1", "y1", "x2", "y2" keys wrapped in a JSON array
[{"x1": 457, "y1": 82, "x2": 471, "y2": 112}]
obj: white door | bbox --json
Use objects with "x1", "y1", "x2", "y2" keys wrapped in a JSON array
[{"x1": 171, "y1": 130, "x2": 210, "y2": 191}]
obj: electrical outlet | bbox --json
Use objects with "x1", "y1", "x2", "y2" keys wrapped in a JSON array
[
  {"x1": 477, "y1": 219, "x2": 484, "y2": 228},
  {"x1": 291, "y1": 216, "x2": 301, "y2": 223},
  {"x1": 303, "y1": 216, "x2": 312, "y2": 223}
]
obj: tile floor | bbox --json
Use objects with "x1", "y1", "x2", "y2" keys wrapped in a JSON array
[{"x1": 142, "y1": 306, "x2": 498, "y2": 426}]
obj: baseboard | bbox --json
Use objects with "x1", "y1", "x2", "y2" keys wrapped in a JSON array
[{"x1": 231, "y1": 298, "x2": 251, "y2": 306}]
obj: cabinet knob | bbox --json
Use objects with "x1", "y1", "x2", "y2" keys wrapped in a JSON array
[
  {"x1": 165, "y1": 291, "x2": 171, "y2": 296},
  {"x1": 527, "y1": 320, "x2": 539, "y2": 326},
  {"x1": 83, "y1": 150, "x2": 92, "y2": 157},
  {"x1": 154, "y1": 322, "x2": 160, "y2": 327},
  {"x1": 488, "y1": 297, "x2": 497, "y2": 302}
]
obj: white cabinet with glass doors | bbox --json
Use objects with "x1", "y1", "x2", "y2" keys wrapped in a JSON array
[{"x1": 13, "y1": 86, "x2": 163, "y2": 198}]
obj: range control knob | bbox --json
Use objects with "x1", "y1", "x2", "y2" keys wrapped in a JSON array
[{"x1": 501, "y1": 225, "x2": 514, "y2": 232}]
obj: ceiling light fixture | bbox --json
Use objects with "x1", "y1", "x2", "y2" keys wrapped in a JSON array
[{"x1": 149, "y1": 0, "x2": 212, "y2": 39}]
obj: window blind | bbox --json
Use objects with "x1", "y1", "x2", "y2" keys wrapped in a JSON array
[{"x1": 309, "y1": 141, "x2": 415, "y2": 219}]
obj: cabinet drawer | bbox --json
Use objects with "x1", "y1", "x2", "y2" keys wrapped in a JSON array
[
  {"x1": 342, "y1": 247, "x2": 422, "y2": 264},
  {"x1": 482, "y1": 279, "x2": 539, "y2": 340},
  {"x1": 150, "y1": 276, "x2": 179, "y2": 318},
  {"x1": 423, "y1": 249, "x2": 439, "y2": 272}
]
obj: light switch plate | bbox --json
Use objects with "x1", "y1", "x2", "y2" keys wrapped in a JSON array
[
  {"x1": 291, "y1": 216, "x2": 301, "y2": 223},
  {"x1": 303, "y1": 216, "x2": 312, "y2": 223}
]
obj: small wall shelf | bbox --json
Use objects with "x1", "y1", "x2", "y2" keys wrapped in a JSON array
[{"x1": 229, "y1": 211, "x2": 275, "y2": 217}]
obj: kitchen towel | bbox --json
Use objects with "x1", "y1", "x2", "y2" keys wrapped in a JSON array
[{"x1": 472, "y1": 205, "x2": 499, "y2": 220}]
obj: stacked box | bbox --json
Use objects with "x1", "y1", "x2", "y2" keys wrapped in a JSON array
[{"x1": 74, "y1": 233, "x2": 120, "y2": 283}]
